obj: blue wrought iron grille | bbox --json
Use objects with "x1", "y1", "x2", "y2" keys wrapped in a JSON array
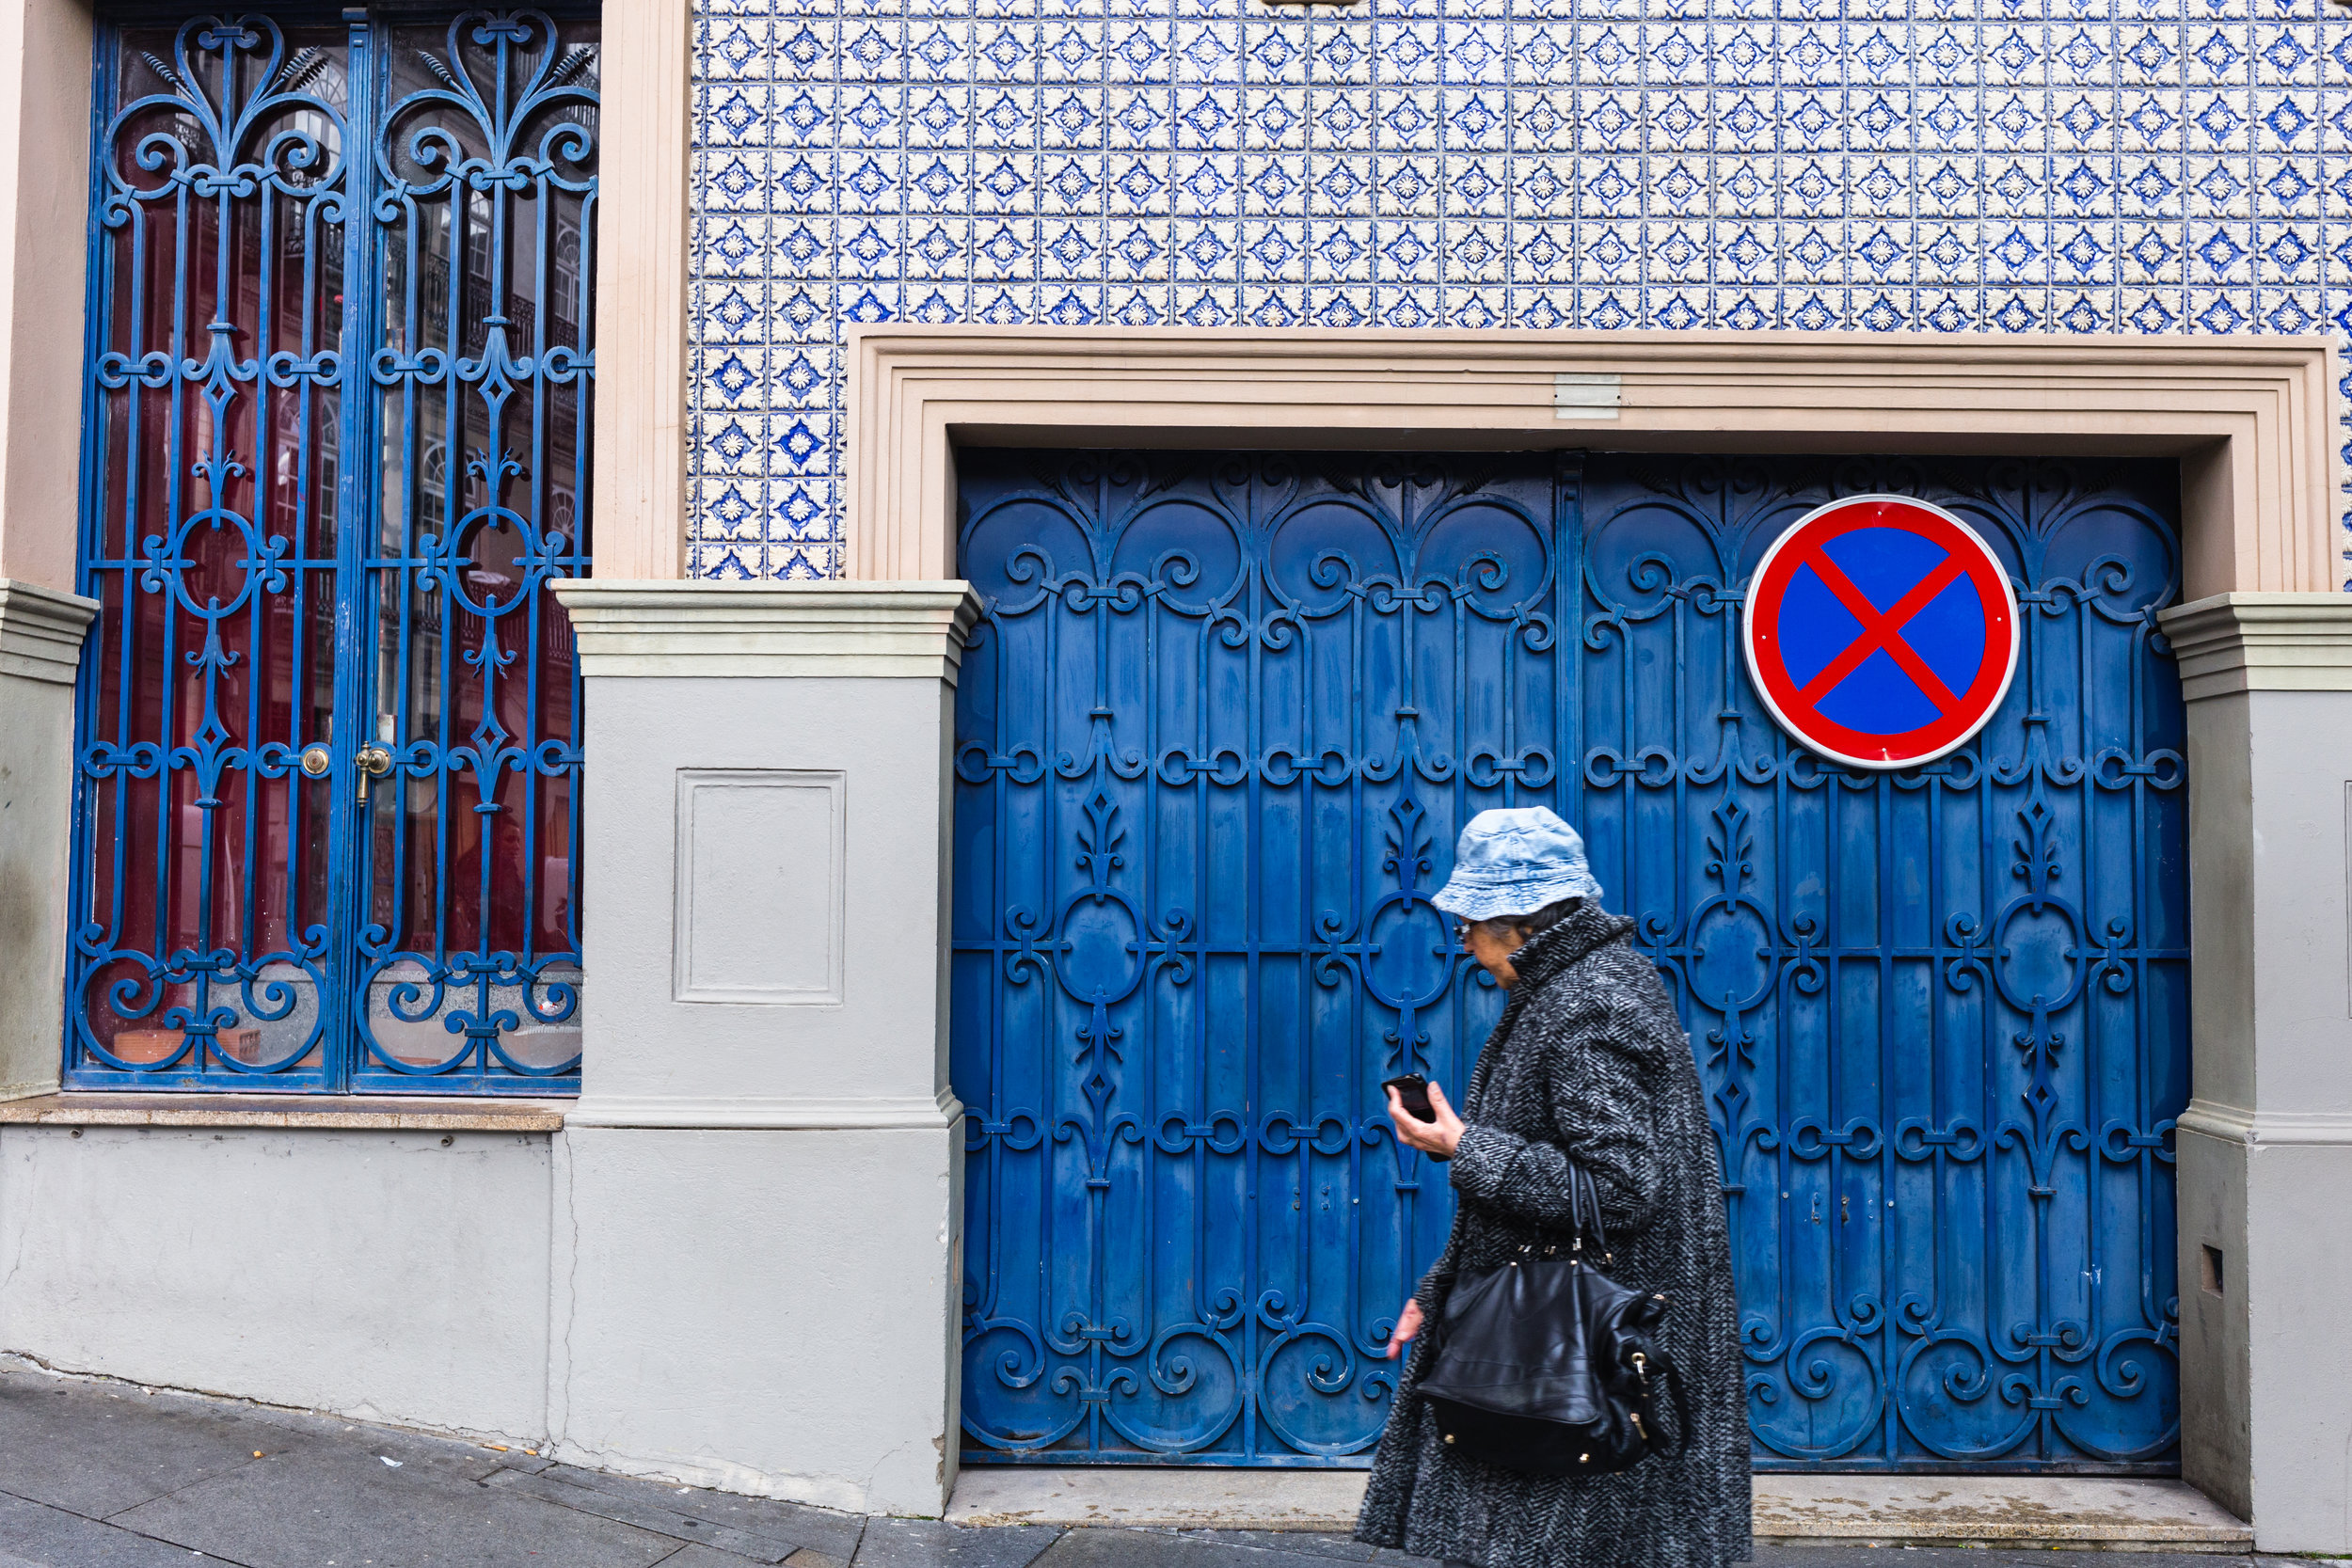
[
  {"x1": 950, "y1": 450, "x2": 2187, "y2": 1470},
  {"x1": 67, "y1": 8, "x2": 598, "y2": 1093}
]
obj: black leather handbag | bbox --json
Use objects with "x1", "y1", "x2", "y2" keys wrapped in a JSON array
[{"x1": 1414, "y1": 1163, "x2": 1686, "y2": 1477}]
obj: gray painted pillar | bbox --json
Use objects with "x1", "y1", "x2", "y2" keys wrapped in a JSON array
[
  {"x1": 2160, "y1": 593, "x2": 2352, "y2": 1554},
  {"x1": 0, "y1": 580, "x2": 96, "y2": 1100},
  {"x1": 548, "y1": 578, "x2": 978, "y2": 1516}
]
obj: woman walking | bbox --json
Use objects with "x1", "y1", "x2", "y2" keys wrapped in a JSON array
[{"x1": 1355, "y1": 807, "x2": 1750, "y2": 1568}]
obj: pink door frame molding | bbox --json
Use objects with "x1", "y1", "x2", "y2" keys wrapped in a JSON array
[{"x1": 841, "y1": 326, "x2": 2344, "y2": 600}]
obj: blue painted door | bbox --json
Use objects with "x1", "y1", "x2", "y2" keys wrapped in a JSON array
[
  {"x1": 950, "y1": 451, "x2": 2186, "y2": 1470},
  {"x1": 65, "y1": 9, "x2": 597, "y2": 1092}
]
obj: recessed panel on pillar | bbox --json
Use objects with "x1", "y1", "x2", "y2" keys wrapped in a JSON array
[{"x1": 674, "y1": 769, "x2": 847, "y2": 1006}]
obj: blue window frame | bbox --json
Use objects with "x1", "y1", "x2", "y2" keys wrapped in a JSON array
[{"x1": 65, "y1": 8, "x2": 598, "y2": 1093}]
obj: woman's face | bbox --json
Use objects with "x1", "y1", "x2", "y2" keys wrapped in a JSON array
[{"x1": 1460, "y1": 919, "x2": 1526, "y2": 987}]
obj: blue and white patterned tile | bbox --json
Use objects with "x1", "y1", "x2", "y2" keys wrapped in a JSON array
[{"x1": 684, "y1": 0, "x2": 2352, "y2": 578}]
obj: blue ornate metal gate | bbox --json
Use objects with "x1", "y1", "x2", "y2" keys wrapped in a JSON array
[
  {"x1": 66, "y1": 8, "x2": 597, "y2": 1092},
  {"x1": 950, "y1": 451, "x2": 2186, "y2": 1470}
]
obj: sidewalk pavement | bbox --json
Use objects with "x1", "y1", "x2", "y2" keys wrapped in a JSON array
[{"x1": 0, "y1": 1360, "x2": 2290, "y2": 1568}]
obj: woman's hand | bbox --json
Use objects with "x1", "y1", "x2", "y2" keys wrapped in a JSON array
[
  {"x1": 1386, "y1": 1298, "x2": 1423, "y2": 1360},
  {"x1": 1387, "y1": 1080, "x2": 1465, "y2": 1159}
]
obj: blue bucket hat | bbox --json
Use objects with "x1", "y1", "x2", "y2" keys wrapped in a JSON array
[{"x1": 1431, "y1": 807, "x2": 1604, "y2": 922}]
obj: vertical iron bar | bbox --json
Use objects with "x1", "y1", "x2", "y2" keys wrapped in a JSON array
[
  {"x1": 326, "y1": 11, "x2": 380, "y2": 1091},
  {"x1": 66, "y1": 26, "x2": 119, "y2": 1079}
]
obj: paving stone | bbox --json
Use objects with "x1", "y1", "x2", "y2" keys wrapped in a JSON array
[
  {"x1": 517, "y1": 1463, "x2": 867, "y2": 1560},
  {"x1": 0, "y1": 1490, "x2": 232, "y2": 1568},
  {"x1": 1156, "y1": 1534, "x2": 1377, "y2": 1564},
  {"x1": 0, "y1": 1366, "x2": 269, "y2": 1519},
  {"x1": 211, "y1": 1396, "x2": 555, "y2": 1490},
  {"x1": 486, "y1": 1467, "x2": 804, "y2": 1561},
  {"x1": 1751, "y1": 1550, "x2": 2263, "y2": 1566},
  {"x1": 464, "y1": 1450, "x2": 555, "y2": 1481},
  {"x1": 230, "y1": 1402, "x2": 526, "y2": 1467},
  {"x1": 1103, "y1": 1531, "x2": 1437, "y2": 1568},
  {"x1": 851, "y1": 1516, "x2": 1063, "y2": 1568},
  {"x1": 102, "y1": 1438, "x2": 680, "y2": 1568},
  {"x1": 0, "y1": 1366, "x2": 2293, "y2": 1568},
  {"x1": 1029, "y1": 1528, "x2": 1404, "y2": 1568}
]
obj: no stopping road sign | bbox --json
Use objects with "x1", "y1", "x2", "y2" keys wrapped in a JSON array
[{"x1": 1743, "y1": 494, "x2": 2019, "y2": 770}]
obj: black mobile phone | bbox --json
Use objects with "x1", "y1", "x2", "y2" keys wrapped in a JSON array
[{"x1": 1381, "y1": 1073, "x2": 1436, "y2": 1121}]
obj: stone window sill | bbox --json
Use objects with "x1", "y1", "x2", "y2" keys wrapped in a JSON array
[{"x1": 0, "y1": 1093, "x2": 566, "y2": 1132}]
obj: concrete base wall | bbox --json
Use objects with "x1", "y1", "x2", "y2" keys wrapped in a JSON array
[
  {"x1": 0, "y1": 669, "x2": 73, "y2": 1099},
  {"x1": 2163, "y1": 610, "x2": 2352, "y2": 1554},
  {"x1": 0, "y1": 1118, "x2": 961, "y2": 1517},
  {"x1": 0, "y1": 583, "x2": 97, "y2": 1101},
  {"x1": 2240, "y1": 1136, "x2": 2352, "y2": 1549},
  {"x1": 2176, "y1": 1127, "x2": 2251, "y2": 1524},
  {"x1": 2181, "y1": 1124, "x2": 2352, "y2": 1551},
  {"x1": 0, "y1": 586, "x2": 983, "y2": 1520},
  {"x1": 0, "y1": 1124, "x2": 555, "y2": 1439},
  {"x1": 553, "y1": 1125, "x2": 961, "y2": 1514},
  {"x1": 534, "y1": 583, "x2": 977, "y2": 1515}
]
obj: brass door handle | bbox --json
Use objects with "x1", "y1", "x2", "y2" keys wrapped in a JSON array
[{"x1": 356, "y1": 744, "x2": 393, "y2": 804}]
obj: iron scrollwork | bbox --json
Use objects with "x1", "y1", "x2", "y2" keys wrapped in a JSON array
[
  {"x1": 68, "y1": 10, "x2": 596, "y2": 1092},
  {"x1": 353, "y1": 9, "x2": 594, "y2": 1085},
  {"x1": 1581, "y1": 454, "x2": 2186, "y2": 1470},
  {"x1": 953, "y1": 450, "x2": 2187, "y2": 1471},
  {"x1": 953, "y1": 451, "x2": 1564, "y2": 1463}
]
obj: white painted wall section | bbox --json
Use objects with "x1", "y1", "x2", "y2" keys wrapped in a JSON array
[{"x1": 0, "y1": 1125, "x2": 555, "y2": 1440}]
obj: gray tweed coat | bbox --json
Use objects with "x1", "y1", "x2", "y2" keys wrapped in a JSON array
[{"x1": 1355, "y1": 902, "x2": 1751, "y2": 1568}]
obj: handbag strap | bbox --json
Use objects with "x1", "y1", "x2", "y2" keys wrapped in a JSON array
[{"x1": 1567, "y1": 1160, "x2": 1612, "y2": 1257}]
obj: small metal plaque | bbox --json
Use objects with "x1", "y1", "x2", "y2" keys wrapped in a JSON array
[{"x1": 1553, "y1": 372, "x2": 1623, "y2": 420}]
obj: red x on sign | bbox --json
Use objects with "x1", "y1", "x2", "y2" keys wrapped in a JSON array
[
  {"x1": 1792, "y1": 550, "x2": 1968, "y2": 711},
  {"x1": 1744, "y1": 496, "x2": 2019, "y2": 769}
]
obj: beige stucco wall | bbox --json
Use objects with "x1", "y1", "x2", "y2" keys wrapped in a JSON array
[
  {"x1": 0, "y1": 0, "x2": 95, "y2": 1104},
  {"x1": 589, "y1": 0, "x2": 691, "y2": 580},
  {"x1": 0, "y1": 0, "x2": 90, "y2": 593}
]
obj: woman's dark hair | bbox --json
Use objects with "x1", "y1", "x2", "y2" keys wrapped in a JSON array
[{"x1": 1471, "y1": 896, "x2": 1581, "y2": 944}]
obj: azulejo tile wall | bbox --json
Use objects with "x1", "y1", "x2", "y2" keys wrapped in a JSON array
[{"x1": 688, "y1": 0, "x2": 2352, "y2": 581}]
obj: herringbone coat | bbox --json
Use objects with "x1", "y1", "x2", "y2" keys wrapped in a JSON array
[{"x1": 1354, "y1": 902, "x2": 1751, "y2": 1568}]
